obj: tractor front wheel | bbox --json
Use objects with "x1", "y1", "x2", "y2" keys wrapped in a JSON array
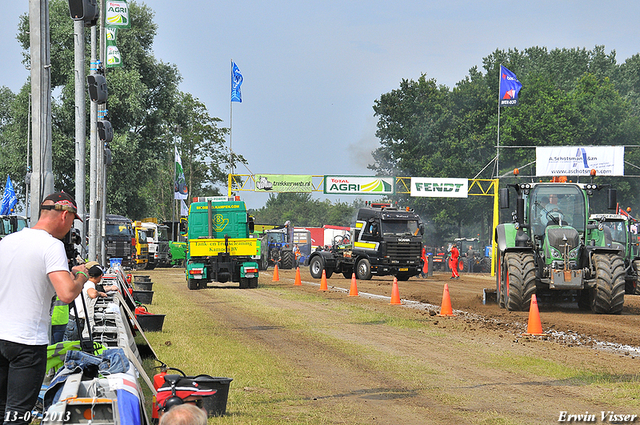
[
  {"x1": 504, "y1": 252, "x2": 537, "y2": 311},
  {"x1": 591, "y1": 254, "x2": 625, "y2": 314}
]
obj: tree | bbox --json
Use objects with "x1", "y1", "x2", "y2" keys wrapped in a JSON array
[
  {"x1": 8, "y1": 0, "x2": 231, "y2": 220},
  {"x1": 370, "y1": 46, "x2": 640, "y2": 246},
  {"x1": 253, "y1": 193, "x2": 356, "y2": 227}
]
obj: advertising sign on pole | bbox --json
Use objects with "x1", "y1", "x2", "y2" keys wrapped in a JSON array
[
  {"x1": 536, "y1": 146, "x2": 624, "y2": 177},
  {"x1": 410, "y1": 177, "x2": 468, "y2": 198},
  {"x1": 324, "y1": 176, "x2": 395, "y2": 195},
  {"x1": 255, "y1": 175, "x2": 313, "y2": 192}
]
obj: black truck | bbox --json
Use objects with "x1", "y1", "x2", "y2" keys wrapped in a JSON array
[{"x1": 308, "y1": 205, "x2": 424, "y2": 281}]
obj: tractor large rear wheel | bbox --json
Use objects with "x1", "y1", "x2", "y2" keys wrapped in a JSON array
[
  {"x1": 591, "y1": 254, "x2": 625, "y2": 314},
  {"x1": 633, "y1": 260, "x2": 640, "y2": 295},
  {"x1": 504, "y1": 252, "x2": 537, "y2": 311},
  {"x1": 281, "y1": 250, "x2": 294, "y2": 269}
]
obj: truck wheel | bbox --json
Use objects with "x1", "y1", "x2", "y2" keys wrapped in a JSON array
[
  {"x1": 342, "y1": 271, "x2": 352, "y2": 279},
  {"x1": 356, "y1": 258, "x2": 372, "y2": 280},
  {"x1": 240, "y1": 278, "x2": 249, "y2": 289},
  {"x1": 187, "y1": 278, "x2": 199, "y2": 290},
  {"x1": 147, "y1": 263, "x2": 156, "y2": 270},
  {"x1": 504, "y1": 252, "x2": 536, "y2": 311},
  {"x1": 281, "y1": 251, "x2": 294, "y2": 269},
  {"x1": 249, "y1": 277, "x2": 259, "y2": 289},
  {"x1": 591, "y1": 254, "x2": 625, "y2": 314},
  {"x1": 309, "y1": 256, "x2": 325, "y2": 279}
]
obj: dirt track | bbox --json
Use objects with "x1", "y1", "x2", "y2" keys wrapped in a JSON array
[
  {"x1": 146, "y1": 267, "x2": 640, "y2": 424},
  {"x1": 311, "y1": 268, "x2": 640, "y2": 350}
]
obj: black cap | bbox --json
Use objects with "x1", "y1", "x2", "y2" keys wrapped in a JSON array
[{"x1": 41, "y1": 192, "x2": 82, "y2": 221}]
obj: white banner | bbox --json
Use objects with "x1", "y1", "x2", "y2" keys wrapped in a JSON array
[
  {"x1": 410, "y1": 177, "x2": 468, "y2": 198},
  {"x1": 536, "y1": 146, "x2": 624, "y2": 177}
]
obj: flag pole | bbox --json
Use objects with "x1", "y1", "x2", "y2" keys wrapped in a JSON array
[
  {"x1": 496, "y1": 64, "x2": 501, "y2": 179},
  {"x1": 229, "y1": 59, "x2": 234, "y2": 190}
]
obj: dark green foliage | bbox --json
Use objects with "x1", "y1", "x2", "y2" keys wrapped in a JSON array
[
  {"x1": 371, "y1": 46, "x2": 640, "y2": 246},
  {"x1": 252, "y1": 193, "x2": 357, "y2": 228},
  {"x1": 2, "y1": 0, "x2": 229, "y2": 220}
]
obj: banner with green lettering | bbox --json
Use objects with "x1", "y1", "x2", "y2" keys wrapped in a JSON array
[
  {"x1": 105, "y1": 0, "x2": 131, "y2": 28},
  {"x1": 410, "y1": 177, "x2": 468, "y2": 198},
  {"x1": 255, "y1": 175, "x2": 313, "y2": 192}
]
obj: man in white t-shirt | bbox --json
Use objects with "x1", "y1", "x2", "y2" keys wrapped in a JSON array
[{"x1": 0, "y1": 192, "x2": 89, "y2": 425}]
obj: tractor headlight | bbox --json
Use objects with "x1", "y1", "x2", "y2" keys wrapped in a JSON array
[
  {"x1": 550, "y1": 247, "x2": 561, "y2": 258},
  {"x1": 568, "y1": 247, "x2": 579, "y2": 259}
]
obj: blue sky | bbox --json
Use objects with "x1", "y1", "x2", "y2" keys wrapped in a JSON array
[{"x1": 3, "y1": 1, "x2": 640, "y2": 209}]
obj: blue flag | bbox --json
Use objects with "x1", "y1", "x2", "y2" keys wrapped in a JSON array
[
  {"x1": 0, "y1": 175, "x2": 17, "y2": 215},
  {"x1": 499, "y1": 65, "x2": 522, "y2": 107},
  {"x1": 231, "y1": 62, "x2": 243, "y2": 103}
]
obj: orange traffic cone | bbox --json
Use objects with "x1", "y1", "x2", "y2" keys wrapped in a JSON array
[
  {"x1": 294, "y1": 267, "x2": 302, "y2": 286},
  {"x1": 272, "y1": 264, "x2": 280, "y2": 282},
  {"x1": 524, "y1": 294, "x2": 545, "y2": 335},
  {"x1": 348, "y1": 273, "x2": 359, "y2": 296},
  {"x1": 390, "y1": 277, "x2": 402, "y2": 305},
  {"x1": 439, "y1": 283, "x2": 455, "y2": 316},
  {"x1": 319, "y1": 269, "x2": 328, "y2": 291}
]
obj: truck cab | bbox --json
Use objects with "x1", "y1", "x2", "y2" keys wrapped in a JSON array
[
  {"x1": 132, "y1": 224, "x2": 149, "y2": 270},
  {"x1": 185, "y1": 196, "x2": 259, "y2": 289},
  {"x1": 308, "y1": 205, "x2": 424, "y2": 281}
]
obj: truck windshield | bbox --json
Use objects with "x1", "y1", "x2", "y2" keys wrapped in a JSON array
[
  {"x1": 381, "y1": 220, "x2": 420, "y2": 236},
  {"x1": 158, "y1": 227, "x2": 169, "y2": 241},
  {"x1": 529, "y1": 185, "x2": 585, "y2": 237},
  {"x1": 106, "y1": 223, "x2": 132, "y2": 237},
  {"x1": 267, "y1": 232, "x2": 285, "y2": 243}
]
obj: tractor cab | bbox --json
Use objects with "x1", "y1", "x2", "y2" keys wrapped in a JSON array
[{"x1": 529, "y1": 184, "x2": 586, "y2": 240}]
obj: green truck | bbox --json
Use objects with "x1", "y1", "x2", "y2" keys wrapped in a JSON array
[{"x1": 183, "y1": 196, "x2": 259, "y2": 290}]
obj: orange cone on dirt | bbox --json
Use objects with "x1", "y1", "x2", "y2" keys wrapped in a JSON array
[
  {"x1": 524, "y1": 294, "x2": 545, "y2": 335},
  {"x1": 390, "y1": 277, "x2": 402, "y2": 305},
  {"x1": 439, "y1": 283, "x2": 455, "y2": 316},
  {"x1": 272, "y1": 264, "x2": 280, "y2": 282},
  {"x1": 348, "y1": 273, "x2": 359, "y2": 296},
  {"x1": 319, "y1": 269, "x2": 328, "y2": 291},
  {"x1": 294, "y1": 267, "x2": 302, "y2": 286}
]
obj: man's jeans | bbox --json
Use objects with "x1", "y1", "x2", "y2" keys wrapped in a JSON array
[{"x1": 0, "y1": 339, "x2": 47, "y2": 425}]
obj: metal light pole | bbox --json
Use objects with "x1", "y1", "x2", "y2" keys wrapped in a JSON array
[
  {"x1": 74, "y1": 19, "x2": 86, "y2": 249},
  {"x1": 29, "y1": 0, "x2": 54, "y2": 225}
]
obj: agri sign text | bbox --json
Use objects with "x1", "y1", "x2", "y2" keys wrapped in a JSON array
[{"x1": 324, "y1": 176, "x2": 395, "y2": 195}]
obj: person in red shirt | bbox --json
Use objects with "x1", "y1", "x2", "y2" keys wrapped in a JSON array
[{"x1": 449, "y1": 244, "x2": 460, "y2": 279}]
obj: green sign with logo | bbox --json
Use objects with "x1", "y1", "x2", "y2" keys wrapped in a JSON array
[{"x1": 105, "y1": 0, "x2": 131, "y2": 28}]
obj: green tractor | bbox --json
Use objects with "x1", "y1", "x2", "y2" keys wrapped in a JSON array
[
  {"x1": 589, "y1": 213, "x2": 640, "y2": 295},
  {"x1": 495, "y1": 180, "x2": 625, "y2": 314}
]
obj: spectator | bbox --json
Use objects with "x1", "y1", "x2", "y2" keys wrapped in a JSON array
[
  {"x1": 159, "y1": 403, "x2": 207, "y2": 425},
  {"x1": 65, "y1": 262, "x2": 115, "y2": 341},
  {"x1": 0, "y1": 192, "x2": 87, "y2": 425}
]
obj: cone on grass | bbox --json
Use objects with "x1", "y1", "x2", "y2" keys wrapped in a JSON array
[
  {"x1": 294, "y1": 267, "x2": 302, "y2": 286},
  {"x1": 524, "y1": 294, "x2": 545, "y2": 336},
  {"x1": 439, "y1": 283, "x2": 455, "y2": 316},
  {"x1": 319, "y1": 269, "x2": 328, "y2": 291},
  {"x1": 272, "y1": 264, "x2": 280, "y2": 282},
  {"x1": 390, "y1": 277, "x2": 402, "y2": 305},
  {"x1": 348, "y1": 273, "x2": 359, "y2": 296}
]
